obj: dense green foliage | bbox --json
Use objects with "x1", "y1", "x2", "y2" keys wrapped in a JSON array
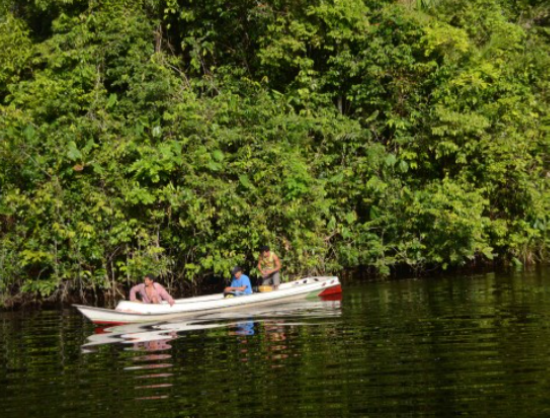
[{"x1": 1, "y1": 0, "x2": 550, "y2": 303}]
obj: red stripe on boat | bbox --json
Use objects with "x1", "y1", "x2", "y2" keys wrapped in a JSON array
[
  {"x1": 93, "y1": 321, "x2": 128, "y2": 326},
  {"x1": 318, "y1": 284, "x2": 342, "y2": 297}
]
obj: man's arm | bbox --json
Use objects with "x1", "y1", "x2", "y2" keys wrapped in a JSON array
[
  {"x1": 226, "y1": 285, "x2": 247, "y2": 291},
  {"x1": 243, "y1": 277, "x2": 252, "y2": 293},
  {"x1": 273, "y1": 254, "x2": 281, "y2": 273},
  {"x1": 156, "y1": 284, "x2": 175, "y2": 306},
  {"x1": 129, "y1": 284, "x2": 141, "y2": 301},
  {"x1": 225, "y1": 278, "x2": 248, "y2": 292}
]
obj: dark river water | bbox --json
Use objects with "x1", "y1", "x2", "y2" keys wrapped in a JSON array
[{"x1": 3, "y1": 270, "x2": 550, "y2": 417}]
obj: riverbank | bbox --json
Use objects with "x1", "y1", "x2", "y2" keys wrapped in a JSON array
[
  {"x1": 2, "y1": 0, "x2": 550, "y2": 306},
  {"x1": 0, "y1": 261, "x2": 524, "y2": 310}
]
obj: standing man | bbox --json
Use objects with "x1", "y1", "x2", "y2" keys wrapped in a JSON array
[
  {"x1": 129, "y1": 274, "x2": 175, "y2": 306},
  {"x1": 258, "y1": 245, "x2": 282, "y2": 289},
  {"x1": 225, "y1": 266, "x2": 253, "y2": 296}
]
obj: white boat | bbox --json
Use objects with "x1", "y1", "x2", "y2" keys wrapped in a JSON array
[
  {"x1": 80, "y1": 298, "x2": 343, "y2": 351},
  {"x1": 74, "y1": 276, "x2": 342, "y2": 324}
]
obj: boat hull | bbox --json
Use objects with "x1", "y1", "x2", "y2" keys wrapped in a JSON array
[{"x1": 74, "y1": 276, "x2": 342, "y2": 324}]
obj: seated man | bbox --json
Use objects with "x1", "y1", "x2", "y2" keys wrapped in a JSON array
[
  {"x1": 129, "y1": 274, "x2": 175, "y2": 306},
  {"x1": 224, "y1": 267, "x2": 252, "y2": 297}
]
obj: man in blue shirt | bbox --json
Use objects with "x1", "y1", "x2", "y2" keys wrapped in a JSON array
[{"x1": 224, "y1": 266, "x2": 252, "y2": 296}]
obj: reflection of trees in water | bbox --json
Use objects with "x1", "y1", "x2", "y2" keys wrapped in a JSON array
[{"x1": 227, "y1": 320, "x2": 297, "y2": 365}]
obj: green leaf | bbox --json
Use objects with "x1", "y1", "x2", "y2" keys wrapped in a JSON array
[
  {"x1": 239, "y1": 174, "x2": 252, "y2": 189},
  {"x1": 106, "y1": 93, "x2": 118, "y2": 109},
  {"x1": 152, "y1": 126, "x2": 162, "y2": 138},
  {"x1": 482, "y1": 247, "x2": 494, "y2": 260},
  {"x1": 385, "y1": 154, "x2": 397, "y2": 167},
  {"x1": 23, "y1": 125, "x2": 35, "y2": 140},
  {"x1": 212, "y1": 149, "x2": 225, "y2": 162},
  {"x1": 67, "y1": 141, "x2": 82, "y2": 161}
]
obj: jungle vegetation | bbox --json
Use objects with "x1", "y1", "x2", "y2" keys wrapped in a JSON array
[{"x1": 1, "y1": 0, "x2": 550, "y2": 304}]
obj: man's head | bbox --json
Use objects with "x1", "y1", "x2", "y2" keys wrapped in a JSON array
[
  {"x1": 260, "y1": 245, "x2": 270, "y2": 256},
  {"x1": 143, "y1": 274, "x2": 155, "y2": 286},
  {"x1": 231, "y1": 266, "x2": 243, "y2": 279}
]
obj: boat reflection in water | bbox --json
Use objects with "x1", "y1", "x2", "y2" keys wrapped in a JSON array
[
  {"x1": 82, "y1": 296, "x2": 341, "y2": 399},
  {"x1": 83, "y1": 296, "x2": 342, "y2": 350}
]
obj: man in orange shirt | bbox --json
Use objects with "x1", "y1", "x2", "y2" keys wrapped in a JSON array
[{"x1": 257, "y1": 246, "x2": 282, "y2": 289}]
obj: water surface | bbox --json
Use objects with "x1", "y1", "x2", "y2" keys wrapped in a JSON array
[{"x1": 3, "y1": 270, "x2": 550, "y2": 417}]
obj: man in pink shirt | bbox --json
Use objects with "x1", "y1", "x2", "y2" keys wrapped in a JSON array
[{"x1": 129, "y1": 274, "x2": 175, "y2": 306}]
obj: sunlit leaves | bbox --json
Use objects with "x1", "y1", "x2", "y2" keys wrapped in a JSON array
[{"x1": 2, "y1": 0, "x2": 550, "y2": 304}]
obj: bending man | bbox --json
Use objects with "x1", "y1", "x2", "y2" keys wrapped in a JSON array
[
  {"x1": 225, "y1": 267, "x2": 252, "y2": 296},
  {"x1": 129, "y1": 274, "x2": 175, "y2": 306},
  {"x1": 257, "y1": 245, "x2": 282, "y2": 289}
]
